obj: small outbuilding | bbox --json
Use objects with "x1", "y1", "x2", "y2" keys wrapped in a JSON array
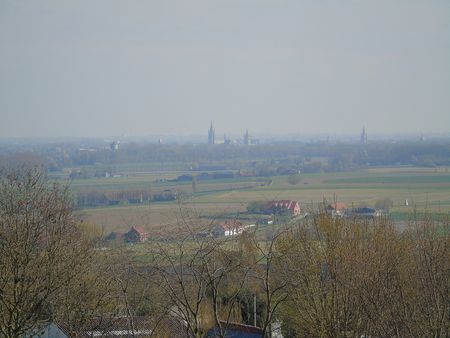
[
  {"x1": 213, "y1": 220, "x2": 246, "y2": 237},
  {"x1": 265, "y1": 200, "x2": 301, "y2": 216},
  {"x1": 327, "y1": 202, "x2": 347, "y2": 216},
  {"x1": 125, "y1": 226, "x2": 149, "y2": 243}
]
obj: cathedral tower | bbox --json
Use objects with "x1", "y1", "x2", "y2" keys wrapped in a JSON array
[
  {"x1": 208, "y1": 122, "x2": 215, "y2": 145},
  {"x1": 360, "y1": 126, "x2": 367, "y2": 144}
]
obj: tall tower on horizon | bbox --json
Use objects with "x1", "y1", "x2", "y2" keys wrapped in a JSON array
[
  {"x1": 360, "y1": 126, "x2": 367, "y2": 144},
  {"x1": 243, "y1": 129, "x2": 250, "y2": 145},
  {"x1": 208, "y1": 121, "x2": 215, "y2": 145}
]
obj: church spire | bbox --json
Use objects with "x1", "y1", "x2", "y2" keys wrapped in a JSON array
[
  {"x1": 243, "y1": 129, "x2": 250, "y2": 145},
  {"x1": 208, "y1": 121, "x2": 215, "y2": 145},
  {"x1": 360, "y1": 126, "x2": 367, "y2": 144}
]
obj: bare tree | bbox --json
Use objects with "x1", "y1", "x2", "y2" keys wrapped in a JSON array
[
  {"x1": 203, "y1": 234, "x2": 251, "y2": 338},
  {"x1": 0, "y1": 167, "x2": 94, "y2": 338},
  {"x1": 146, "y1": 208, "x2": 213, "y2": 338},
  {"x1": 51, "y1": 250, "x2": 120, "y2": 338},
  {"x1": 277, "y1": 212, "x2": 450, "y2": 337},
  {"x1": 409, "y1": 219, "x2": 450, "y2": 337},
  {"x1": 144, "y1": 206, "x2": 252, "y2": 338},
  {"x1": 278, "y1": 215, "x2": 371, "y2": 337},
  {"x1": 246, "y1": 229, "x2": 289, "y2": 338}
]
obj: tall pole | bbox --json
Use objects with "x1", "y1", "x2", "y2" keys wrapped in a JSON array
[{"x1": 254, "y1": 293, "x2": 257, "y2": 327}]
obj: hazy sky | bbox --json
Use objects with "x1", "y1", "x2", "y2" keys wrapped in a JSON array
[{"x1": 1, "y1": 0, "x2": 449, "y2": 138}]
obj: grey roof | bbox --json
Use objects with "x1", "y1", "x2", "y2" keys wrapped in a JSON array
[{"x1": 52, "y1": 315, "x2": 191, "y2": 338}]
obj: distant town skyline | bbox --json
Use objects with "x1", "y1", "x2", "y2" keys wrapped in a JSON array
[{"x1": 1, "y1": 0, "x2": 449, "y2": 138}]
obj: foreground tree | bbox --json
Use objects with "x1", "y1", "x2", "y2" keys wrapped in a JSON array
[
  {"x1": 404, "y1": 219, "x2": 450, "y2": 337},
  {"x1": 0, "y1": 167, "x2": 94, "y2": 338},
  {"x1": 240, "y1": 230, "x2": 289, "y2": 337},
  {"x1": 144, "y1": 206, "x2": 252, "y2": 338},
  {"x1": 278, "y1": 213, "x2": 450, "y2": 337},
  {"x1": 50, "y1": 241, "x2": 120, "y2": 337}
]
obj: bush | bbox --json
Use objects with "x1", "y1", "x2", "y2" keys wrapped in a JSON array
[{"x1": 287, "y1": 174, "x2": 302, "y2": 185}]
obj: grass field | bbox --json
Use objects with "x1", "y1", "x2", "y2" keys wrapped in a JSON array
[
  {"x1": 325, "y1": 175, "x2": 450, "y2": 184},
  {"x1": 78, "y1": 202, "x2": 247, "y2": 232},
  {"x1": 76, "y1": 166, "x2": 450, "y2": 232},
  {"x1": 68, "y1": 173, "x2": 267, "y2": 193}
]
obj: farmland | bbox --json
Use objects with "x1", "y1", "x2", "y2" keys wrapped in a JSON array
[{"x1": 74, "y1": 166, "x2": 450, "y2": 231}]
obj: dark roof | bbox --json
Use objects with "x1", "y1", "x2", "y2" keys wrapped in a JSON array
[
  {"x1": 83, "y1": 317, "x2": 153, "y2": 337},
  {"x1": 38, "y1": 322, "x2": 70, "y2": 337},
  {"x1": 105, "y1": 231, "x2": 125, "y2": 240},
  {"x1": 205, "y1": 322, "x2": 263, "y2": 338},
  {"x1": 48, "y1": 316, "x2": 191, "y2": 338},
  {"x1": 351, "y1": 207, "x2": 376, "y2": 214}
]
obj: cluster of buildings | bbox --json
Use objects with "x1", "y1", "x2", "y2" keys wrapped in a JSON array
[
  {"x1": 212, "y1": 220, "x2": 256, "y2": 237},
  {"x1": 327, "y1": 202, "x2": 382, "y2": 218},
  {"x1": 214, "y1": 200, "x2": 382, "y2": 239},
  {"x1": 208, "y1": 122, "x2": 259, "y2": 145},
  {"x1": 105, "y1": 226, "x2": 149, "y2": 244},
  {"x1": 213, "y1": 200, "x2": 301, "y2": 238},
  {"x1": 208, "y1": 123, "x2": 369, "y2": 146},
  {"x1": 103, "y1": 201, "x2": 381, "y2": 245},
  {"x1": 110, "y1": 140, "x2": 120, "y2": 151}
]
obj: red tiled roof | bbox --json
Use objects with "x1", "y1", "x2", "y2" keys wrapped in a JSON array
[
  {"x1": 132, "y1": 226, "x2": 148, "y2": 235},
  {"x1": 327, "y1": 202, "x2": 347, "y2": 211},
  {"x1": 265, "y1": 200, "x2": 299, "y2": 211},
  {"x1": 220, "y1": 220, "x2": 244, "y2": 231}
]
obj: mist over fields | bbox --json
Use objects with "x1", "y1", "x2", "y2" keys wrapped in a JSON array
[{"x1": 1, "y1": 1, "x2": 450, "y2": 337}]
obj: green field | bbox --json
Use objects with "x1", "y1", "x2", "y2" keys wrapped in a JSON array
[
  {"x1": 326, "y1": 175, "x2": 450, "y2": 184},
  {"x1": 76, "y1": 167, "x2": 450, "y2": 231},
  {"x1": 68, "y1": 173, "x2": 267, "y2": 192}
]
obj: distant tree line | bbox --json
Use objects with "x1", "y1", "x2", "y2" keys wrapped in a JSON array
[
  {"x1": 75, "y1": 188, "x2": 179, "y2": 207},
  {"x1": 1, "y1": 140, "x2": 450, "y2": 175}
]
